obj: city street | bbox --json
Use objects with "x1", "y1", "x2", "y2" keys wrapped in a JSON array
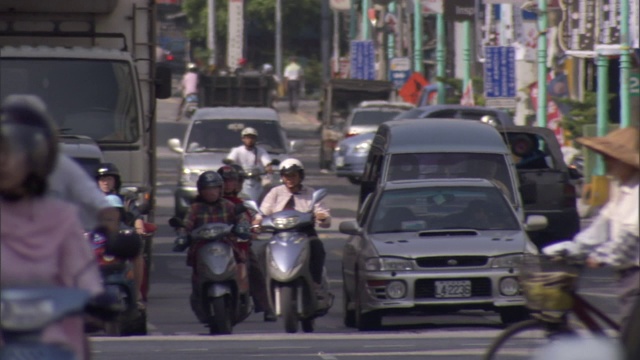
[{"x1": 90, "y1": 98, "x2": 621, "y2": 360}]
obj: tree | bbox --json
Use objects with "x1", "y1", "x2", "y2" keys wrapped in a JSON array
[{"x1": 556, "y1": 92, "x2": 615, "y2": 143}]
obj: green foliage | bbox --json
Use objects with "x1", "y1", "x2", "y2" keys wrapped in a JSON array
[
  {"x1": 435, "y1": 76, "x2": 486, "y2": 106},
  {"x1": 556, "y1": 91, "x2": 614, "y2": 143}
]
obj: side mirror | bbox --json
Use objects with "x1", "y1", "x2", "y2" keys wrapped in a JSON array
[
  {"x1": 243, "y1": 200, "x2": 261, "y2": 215},
  {"x1": 167, "y1": 138, "x2": 184, "y2": 154},
  {"x1": 310, "y1": 188, "x2": 328, "y2": 209},
  {"x1": 120, "y1": 186, "x2": 138, "y2": 198},
  {"x1": 155, "y1": 64, "x2": 172, "y2": 99},
  {"x1": 524, "y1": 215, "x2": 548, "y2": 232},
  {"x1": 168, "y1": 217, "x2": 184, "y2": 228},
  {"x1": 290, "y1": 140, "x2": 305, "y2": 153},
  {"x1": 339, "y1": 220, "x2": 362, "y2": 235},
  {"x1": 568, "y1": 167, "x2": 582, "y2": 180}
]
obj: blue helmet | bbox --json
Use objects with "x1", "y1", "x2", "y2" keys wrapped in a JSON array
[{"x1": 105, "y1": 194, "x2": 124, "y2": 208}]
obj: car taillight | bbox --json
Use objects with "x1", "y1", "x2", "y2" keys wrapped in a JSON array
[
  {"x1": 166, "y1": 54, "x2": 174, "y2": 61},
  {"x1": 564, "y1": 183, "x2": 577, "y2": 207}
]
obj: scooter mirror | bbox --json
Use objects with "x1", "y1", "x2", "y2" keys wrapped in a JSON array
[
  {"x1": 243, "y1": 200, "x2": 261, "y2": 214},
  {"x1": 310, "y1": 189, "x2": 328, "y2": 209},
  {"x1": 168, "y1": 217, "x2": 184, "y2": 228}
]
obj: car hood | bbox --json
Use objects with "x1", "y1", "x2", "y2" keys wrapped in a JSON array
[
  {"x1": 182, "y1": 152, "x2": 229, "y2": 171},
  {"x1": 367, "y1": 230, "x2": 529, "y2": 258},
  {"x1": 340, "y1": 132, "x2": 375, "y2": 147}
]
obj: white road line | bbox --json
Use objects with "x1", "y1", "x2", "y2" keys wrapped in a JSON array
[
  {"x1": 579, "y1": 291, "x2": 619, "y2": 298},
  {"x1": 363, "y1": 344, "x2": 415, "y2": 349},
  {"x1": 318, "y1": 354, "x2": 339, "y2": 360}
]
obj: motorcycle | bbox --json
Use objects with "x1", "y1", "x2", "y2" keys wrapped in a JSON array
[
  {"x1": 1, "y1": 287, "x2": 120, "y2": 359},
  {"x1": 183, "y1": 93, "x2": 198, "y2": 119},
  {"x1": 169, "y1": 218, "x2": 253, "y2": 335},
  {"x1": 242, "y1": 165, "x2": 266, "y2": 202},
  {"x1": 87, "y1": 229, "x2": 147, "y2": 336},
  {"x1": 244, "y1": 188, "x2": 334, "y2": 333}
]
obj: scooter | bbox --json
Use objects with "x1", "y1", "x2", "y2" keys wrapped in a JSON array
[
  {"x1": 244, "y1": 189, "x2": 334, "y2": 333},
  {"x1": 87, "y1": 229, "x2": 147, "y2": 336},
  {"x1": 169, "y1": 218, "x2": 253, "y2": 335},
  {"x1": 183, "y1": 93, "x2": 198, "y2": 119},
  {"x1": 242, "y1": 165, "x2": 266, "y2": 202}
]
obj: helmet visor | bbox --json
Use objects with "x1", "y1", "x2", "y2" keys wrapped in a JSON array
[{"x1": 0, "y1": 122, "x2": 47, "y2": 156}]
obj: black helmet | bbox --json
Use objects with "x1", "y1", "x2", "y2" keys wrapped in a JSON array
[
  {"x1": 197, "y1": 171, "x2": 223, "y2": 191},
  {"x1": 96, "y1": 163, "x2": 122, "y2": 191},
  {"x1": 217, "y1": 165, "x2": 239, "y2": 180},
  {"x1": 0, "y1": 95, "x2": 58, "y2": 197},
  {"x1": 229, "y1": 163, "x2": 247, "y2": 180}
]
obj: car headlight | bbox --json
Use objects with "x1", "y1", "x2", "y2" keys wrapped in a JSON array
[
  {"x1": 353, "y1": 140, "x2": 372, "y2": 154},
  {"x1": 499, "y1": 277, "x2": 520, "y2": 296},
  {"x1": 334, "y1": 145, "x2": 341, "y2": 152},
  {"x1": 181, "y1": 168, "x2": 202, "y2": 185},
  {"x1": 491, "y1": 254, "x2": 524, "y2": 268},
  {"x1": 273, "y1": 216, "x2": 300, "y2": 229},
  {"x1": 365, "y1": 257, "x2": 414, "y2": 271},
  {"x1": 386, "y1": 281, "x2": 407, "y2": 299}
]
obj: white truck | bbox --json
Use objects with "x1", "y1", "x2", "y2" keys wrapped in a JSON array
[{"x1": 0, "y1": 0, "x2": 172, "y2": 220}]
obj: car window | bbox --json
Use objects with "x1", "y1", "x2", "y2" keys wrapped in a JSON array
[
  {"x1": 503, "y1": 132, "x2": 555, "y2": 170},
  {"x1": 425, "y1": 110, "x2": 458, "y2": 119},
  {"x1": 387, "y1": 153, "x2": 515, "y2": 203},
  {"x1": 186, "y1": 119, "x2": 285, "y2": 153},
  {"x1": 369, "y1": 186, "x2": 519, "y2": 233},
  {"x1": 350, "y1": 109, "x2": 403, "y2": 126},
  {"x1": 393, "y1": 108, "x2": 424, "y2": 120}
]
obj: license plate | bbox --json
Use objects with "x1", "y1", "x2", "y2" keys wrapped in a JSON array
[
  {"x1": 335, "y1": 156, "x2": 345, "y2": 167},
  {"x1": 435, "y1": 280, "x2": 472, "y2": 298}
]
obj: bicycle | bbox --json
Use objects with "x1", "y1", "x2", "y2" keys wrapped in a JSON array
[{"x1": 483, "y1": 254, "x2": 621, "y2": 360}]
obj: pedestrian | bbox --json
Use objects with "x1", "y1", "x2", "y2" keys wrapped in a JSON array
[
  {"x1": 554, "y1": 127, "x2": 639, "y2": 328},
  {"x1": 283, "y1": 56, "x2": 303, "y2": 113},
  {"x1": 224, "y1": 127, "x2": 273, "y2": 202}
]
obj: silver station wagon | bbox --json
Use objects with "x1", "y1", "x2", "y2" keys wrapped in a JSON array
[{"x1": 339, "y1": 178, "x2": 545, "y2": 331}]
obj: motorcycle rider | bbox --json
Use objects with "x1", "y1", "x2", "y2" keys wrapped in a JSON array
[
  {"x1": 176, "y1": 62, "x2": 199, "y2": 121},
  {"x1": 254, "y1": 158, "x2": 331, "y2": 298},
  {"x1": 96, "y1": 162, "x2": 147, "y2": 306},
  {"x1": 174, "y1": 171, "x2": 252, "y2": 319},
  {"x1": 225, "y1": 127, "x2": 273, "y2": 201},
  {"x1": 218, "y1": 165, "x2": 276, "y2": 321},
  {"x1": 0, "y1": 96, "x2": 104, "y2": 360}
]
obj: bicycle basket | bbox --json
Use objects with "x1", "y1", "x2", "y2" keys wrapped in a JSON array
[{"x1": 519, "y1": 255, "x2": 580, "y2": 311}]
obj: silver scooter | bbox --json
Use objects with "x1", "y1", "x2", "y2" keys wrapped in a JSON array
[
  {"x1": 169, "y1": 218, "x2": 253, "y2": 335},
  {"x1": 245, "y1": 189, "x2": 334, "y2": 333}
]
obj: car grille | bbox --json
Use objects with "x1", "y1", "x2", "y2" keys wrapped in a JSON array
[
  {"x1": 414, "y1": 278, "x2": 492, "y2": 299},
  {"x1": 415, "y1": 256, "x2": 488, "y2": 268}
]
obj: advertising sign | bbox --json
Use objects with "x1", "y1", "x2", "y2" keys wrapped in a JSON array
[
  {"x1": 444, "y1": 0, "x2": 475, "y2": 22},
  {"x1": 389, "y1": 57, "x2": 411, "y2": 88},
  {"x1": 227, "y1": 0, "x2": 244, "y2": 71},
  {"x1": 484, "y1": 46, "x2": 517, "y2": 108},
  {"x1": 329, "y1": 0, "x2": 351, "y2": 11},
  {"x1": 350, "y1": 40, "x2": 376, "y2": 80},
  {"x1": 558, "y1": 0, "x2": 597, "y2": 53},
  {"x1": 421, "y1": 0, "x2": 443, "y2": 14}
]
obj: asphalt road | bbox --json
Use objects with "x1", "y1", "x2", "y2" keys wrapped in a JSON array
[{"x1": 89, "y1": 98, "x2": 621, "y2": 360}]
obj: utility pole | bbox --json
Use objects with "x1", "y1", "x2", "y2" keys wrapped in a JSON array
[
  {"x1": 362, "y1": 0, "x2": 371, "y2": 40},
  {"x1": 413, "y1": 0, "x2": 423, "y2": 73},
  {"x1": 462, "y1": 20, "x2": 471, "y2": 93},
  {"x1": 388, "y1": 1, "x2": 395, "y2": 60},
  {"x1": 207, "y1": 0, "x2": 216, "y2": 66},
  {"x1": 333, "y1": 9, "x2": 339, "y2": 77},
  {"x1": 275, "y1": 0, "x2": 282, "y2": 78},
  {"x1": 536, "y1": 0, "x2": 548, "y2": 128},
  {"x1": 322, "y1": 0, "x2": 331, "y2": 82},
  {"x1": 619, "y1": 0, "x2": 631, "y2": 128},
  {"x1": 436, "y1": 12, "x2": 445, "y2": 104}
]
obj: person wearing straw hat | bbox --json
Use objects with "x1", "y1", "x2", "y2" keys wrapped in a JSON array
[{"x1": 549, "y1": 127, "x2": 639, "y2": 329}]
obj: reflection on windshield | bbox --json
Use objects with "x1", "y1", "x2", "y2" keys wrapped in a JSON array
[
  {"x1": 0, "y1": 59, "x2": 139, "y2": 143},
  {"x1": 351, "y1": 110, "x2": 402, "y2": 126},
  {"x1": 370, "y1": 186, "x2": 519, "y2": 233},
  {"x1": 387, "y1": 153, "x2": 515, "y2": 203},
  {"x1": 186, "y1": 119, "x2": 286, "y2": 153}
]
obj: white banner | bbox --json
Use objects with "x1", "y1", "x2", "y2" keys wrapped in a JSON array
[
  {"x1": 421, "y1": 0, "x2": 443, "y2": 14},
  {"x1": 329, "y1": 0, "x2": 351, "y2": 11},
  {"x1": 227, "y1": 0, "x2": 244, "y2": 71},
  {"x1": 632, "y1": 0, "x2": 639, "y2": 48}
]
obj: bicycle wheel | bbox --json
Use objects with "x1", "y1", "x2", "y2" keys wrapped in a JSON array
[{"x1": 483, "y1": 319, "x2": 575, "y2": 360}]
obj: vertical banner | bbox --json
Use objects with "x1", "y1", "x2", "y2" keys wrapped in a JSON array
[{"x1": 227, "y1": 0, "x2": 244, "y2": 71}]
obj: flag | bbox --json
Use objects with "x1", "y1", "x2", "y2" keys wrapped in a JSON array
[{"x1": 460, "y1": 80, "x2": 475, "y2": 106}]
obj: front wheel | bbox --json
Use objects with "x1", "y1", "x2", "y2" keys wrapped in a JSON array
[
  {"x1": 279, "y1": 284, "x2": 298, "y2": 333},
  {"x1": 210, "y1": 296, "x2": 232, "y2": 335},
  {"x1": 483, "y1": 319, "x2": 574, "y2": 360}
]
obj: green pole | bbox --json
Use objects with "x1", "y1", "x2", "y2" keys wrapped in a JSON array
[
  {"x1": 462, "y1": 20, "x2": 471, "y2": 92},
  {"x1": 362, "y1": 0, "x2": 371, "y2": 40},
  {"x1": 436, "y1": 13, "x2": 445, "y2": 104},
  {"x1": 536, "y1": 0, "x2": 548, "y2": 128},
  {"x1": 620, "y1": 0, "x2": 631, "y2": 128},
  {"x1": 388, "y1": 1, "x2": 396, "y2": 60},
  {"x1": 350, "y1": 0, "x2": 358, "y2": 40},
  {"x1": 413, "y1": 0, "x2": 423, "y2": 73},
  {"x1": 595, "y1": 55, "x2": 610, "y2": 176}
]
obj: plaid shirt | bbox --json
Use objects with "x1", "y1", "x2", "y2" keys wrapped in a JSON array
[{"x1": 183, "y1": 198, "x2": 251, "y2": 239}]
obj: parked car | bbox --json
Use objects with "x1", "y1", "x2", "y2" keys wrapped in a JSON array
[
  {"x1": 499, "y1": 126, "x2": 581, "y2": 248},
  {"x1": 339, "y1": 178, "x2": 543, "y2": 330},
  {"x1": 167, "y1": 107, "x2": 304, "y2": 218},
  {"x1": 394, "y1": 105, "x2": 515, "y2": 127},
  {"x1": 342, "y1": 101, "x2": 415, "y2": 138}
]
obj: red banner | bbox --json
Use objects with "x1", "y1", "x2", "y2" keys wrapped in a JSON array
[{"x1": 529, "y1": 73, "x2": 564, "y2": 144}]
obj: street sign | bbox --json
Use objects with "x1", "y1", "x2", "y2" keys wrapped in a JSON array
[
  {"x1": 484, "y1": 46, "x2": 517, "y2": 108},
  {"x1": 349, "y1": 40, "x2": 376, "y2": 80},
  {"x1": 558, "y1": 0, "x2": 597, "y2": 54},
  {"x1": 389, "y1": 57, "x2": 411, "y2": 89},
  {"x1": 444, "y1": 0, "x2": 475, "y2": 22},
  {"x1": 329, "y1": 0, "x2": 351, "y2": 11}
]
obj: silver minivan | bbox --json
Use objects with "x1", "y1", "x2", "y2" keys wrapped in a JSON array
[{"x1": 359, "y1": 119, "x2": 525, "y2": 220}]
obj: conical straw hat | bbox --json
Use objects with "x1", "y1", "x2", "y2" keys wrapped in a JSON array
[{"x1": 575, "y1": 127, "x2": 639, "y2": 169}]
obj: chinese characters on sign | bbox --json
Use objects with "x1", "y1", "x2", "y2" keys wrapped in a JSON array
[
  {"x1": 484, "y1": 46, "x2": 516, "y2": 108},
  {"x1": 350, "y1": 40, "x2": 375, "y2": 80},
  {"x1": 559, "y1": 0, "x2": 597, "y2": 53}
]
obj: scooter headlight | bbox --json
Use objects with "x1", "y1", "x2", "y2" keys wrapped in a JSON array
[
  {"x1": 0, "y1": 298, "x2": 55, "y2": 331},
  {"x1": 273, "y1": 216, "x2": 300, "y2": 230}
]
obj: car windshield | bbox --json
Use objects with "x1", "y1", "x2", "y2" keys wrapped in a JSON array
[
  {"x1": 386, "y1": 153, "x2": 516, "y2": 203},
  {"x1": 393, "y1": 108, "x2": 424, "y2": 120},
  {"x1": 185, "y1": 119, "x2": 286, "y2": 153},
  {"x1": 1, "y1": 59, "x2": 139, "y2": 143},
  {"x1": 369, "y1": 186, "x2": 520, "y2": 233},
  {"x1": 351, "y1": 109, "x2": 403, "y2": 126}
]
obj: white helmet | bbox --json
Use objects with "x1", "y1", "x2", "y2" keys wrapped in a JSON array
[
  {"x1": 279, "y1": 158, "x2": 305, "y2": 179},
  {"x1": 241, "y1": 127, "x2": 258, "y2": 137},
  {"x1": 262, "y1": 63, "x2": 274, "y2": 74}
]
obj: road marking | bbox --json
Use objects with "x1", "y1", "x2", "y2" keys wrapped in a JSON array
[
  {"x1": 259, "y1": 346, "x2": 309, "y2": 350},
  {"x1": 363, "y1": 344, "x2": 414, "y2": 349},
  {"x1": 579, "y1": 291, "x2": 619, "y2": 298},
  {"x1": 318, "y1": 353, "x2": 339, "y2": 360}
]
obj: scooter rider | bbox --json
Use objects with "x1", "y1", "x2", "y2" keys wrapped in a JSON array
[
  {"x1": 174, "y1": 171, "x2": 252, "y2": 309},
  {"x1": 218, "y1": 165, "x2": 276, "y2": 321},
  {"x1": 225, "y1": 127, "x2": 273, "y2": 202},
  {"x1": 176, "y1": 62, "x2": 199, "y2": 121},
  {"x1": 254, "y1": 158, "x2": 331, "y2": 294}
]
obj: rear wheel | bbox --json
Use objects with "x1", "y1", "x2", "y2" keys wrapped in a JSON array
[
  {"x1": 301, "y1": 317, "x2": 314, "y2": 333},
  {"x1": 210, "y1": 296, "x2": 232, "y2": 335},
  {"x1": 104, "y1": 320, "x2": 122, "y2": 336},
  {"x1": 279, "y1": 284, "x2": 298, "y2": 333}
]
